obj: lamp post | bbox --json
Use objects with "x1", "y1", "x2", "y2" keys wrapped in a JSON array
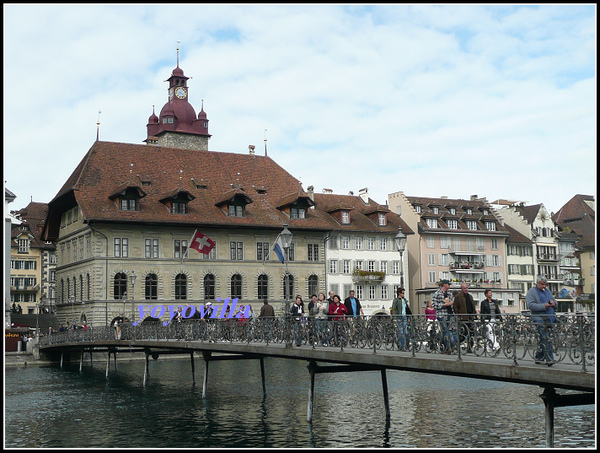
[
  {"x1": 129, "y1": 271, "x2": 137, "y2": 324},
  {"x1": 394, "y1": 227, "x2": 407, "y2": 288},
  {"x1": 279, "y1": 224, "x2": 293, "y2": 315}
]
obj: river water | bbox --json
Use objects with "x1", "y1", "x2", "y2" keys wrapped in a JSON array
[{"x1": 4, "y1": 356, "x2": 595, "y2": 448}]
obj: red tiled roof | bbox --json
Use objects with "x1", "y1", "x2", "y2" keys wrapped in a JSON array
[
  {"x1": 552, "y1": 194, "x2": 595, "y2": 249},
  {"x1": 43, "y1": 141, "x2": 413, "y2": 240}
]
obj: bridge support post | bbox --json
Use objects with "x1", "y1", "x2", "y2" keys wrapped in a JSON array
[
  {"x1": 105, "y1": 351, "x2": 110, "y2": 378},
  {"x1": 190, "y1": 352, "x2": 195, "y2": 384},
  {"x1": 202, "y1": 351, "x2": 211, "y2": 398},
  {"x1": 307, "y1": 361, "x2": 316, "y2": 423},
  {"x1": 143, "y1": 350, "x2": 150, "y2": 386},
  {"x1": 80, "y1": 350, "x2": 84, "y2": 372},
  {"x1": 541, "y1": 387, "x2": 556, "y2": 448},
  {"x1": 60, "y1": 351, "x2": 63, "y2": 368},
  {"x1": 260, "y1": 357, "x2": 267, "y2": 397},
  {"x1": 381, "y1": 369, "x2": 391, "y2": 422}
]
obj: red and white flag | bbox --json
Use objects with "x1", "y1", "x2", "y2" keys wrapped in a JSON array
[{"x1": 189, "y1": 230, "x2": 215, "y2": 255}]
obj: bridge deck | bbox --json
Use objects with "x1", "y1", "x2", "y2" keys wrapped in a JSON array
[{"x1": 41, "y1": 339, "x2": 594, "y2": 392}]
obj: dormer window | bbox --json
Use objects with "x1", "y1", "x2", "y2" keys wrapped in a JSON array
[
  {"x1": 465, "y1": 208, "x2": 473, "y2": 215},
  {"x1": 160, "y1": 189, "x2": 195, "y2": 215},
  {"x1": 466, "y1": 220, "x2": 477, "y2": 230},
  {"x1": 448, "y1": 207, "x2": 456, "y2": 215},
  {"x1": 426, "y1": 218, "x2": 438, "y2": 228},
  {"x1": 228, "y1": 204, "x2": 245, "y2": 217},
  {"x1": 120, "y1": 198, "x2": 138, "y2": 211},
  {"x1": 485, "y1": 221, "x2": 496, "y2": 231},
  {"x1": 414, "y1": 205, "x2": 422, "y2": 213},
  {"x1": 378, "y1": 213, "x2": 386, "y2": 226},
  {"x1": 290, "y1": 207, "x2": 306, "y2": 219},
  {"x1": 342, "y1": 211, "x2": 350, "y2": 224},
  {"x1": 216, "y1": 188, "x2": 253, "y2": 217},
  {"x1": 109, "y1": 185, "x2": 146, "y2": 212},
  {"x1": 432, "y1": 207, "x2": 439, "y2": 214}
]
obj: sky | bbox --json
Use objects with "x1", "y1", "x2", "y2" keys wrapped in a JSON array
[{"x1": 3, "y1": 4, "x2": 596, "y2": 216}]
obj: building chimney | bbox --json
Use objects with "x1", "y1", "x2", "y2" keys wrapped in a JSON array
[
  {"x1": 248, "y1": 145, "x2": 256, "y2": 155},
  {"x1": 307, "y1": 185, "x2": 314, "y2": 202},
  {"x1": 470, "y1": 194, "x2": 478, "y2": 201},
  {"x1": 359, "y1": 187, "x2": 369, "y2": 204},
  {"x1": 322, "y1": 188, "x2": 333, "y2": 194}
]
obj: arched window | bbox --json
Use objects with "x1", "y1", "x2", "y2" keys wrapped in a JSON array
[
  {"x1": 80, "y1": 275, "x2": 84, "y2": 301},
  {"x1": 204, "y1": 274, "x2": 215, "y2": 300},
  {"x1": 87, "y1": 274, "x2": 91, "y2": 300},
  {"x1": 231, "y1": 274, "x2": 242, "y2": 300},
  {"x1": 308, "y1": 275, "x2": 318, "y2": 297},
  {"x1": 257, "y1": 274, "x2": 269, "y2": 300},
  {"x1": 114, "y1": 273, "x2": 127, "y2": 300},
  {"x1": 175, "y1": 273, "x2": 187, "y2": 300},
  {"x1": 145, "y1": 274, "x2": 158, "y2": 300},
  {"x1": 73, "y1": 277, "x2": 77, "y2": 302}
]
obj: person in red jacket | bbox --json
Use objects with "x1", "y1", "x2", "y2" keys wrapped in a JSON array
[{"x1": 328, "y1": 295, "x2": 347, "y2": 321}]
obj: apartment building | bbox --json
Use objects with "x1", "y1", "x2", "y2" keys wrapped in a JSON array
[{"x1": 388, "y1": 192, "x2": 521, "y2": 313}]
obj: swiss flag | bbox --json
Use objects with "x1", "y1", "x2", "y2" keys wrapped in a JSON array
[{"x1": 189, "y1": 230, "x2": 215, "y2": 255}]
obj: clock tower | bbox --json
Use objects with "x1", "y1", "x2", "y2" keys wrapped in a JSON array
[{"x1": 146, "y1": 61, "x2": 211, "y2": 151}]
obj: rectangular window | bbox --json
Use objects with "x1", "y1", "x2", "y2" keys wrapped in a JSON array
[
  {"x1": 114, "y1": 238, "x2": 129, "y2": 257},
  {"x1": 329, "y1": 259, "x2": 338, "y2": 273},
  {"x1": 368, "y1": 260, "x2": 376, "y2": 272},
  {"x1": 380, "y1": 261, "x2": 387, "y2": 273},
  {"x1": 485, "y1": 221, "x2": 496, "y2": 231},
  {"x1": 18, "y1": 239, "x2": 29, "y2": 253},
  {"x1": 378, "y1": 213, "x2": 386, "y2": 226},
  {"x1": 476, "y1": 237, "x2": 486, "y2": 250},
  {"x1": 440, "y1": 236, "x2": 451, "y2": 249},
  {"x1": 343, "y1": 260, "x2": 351, "y2": 274},
  {"x1": 230, "y1": 241, "x2": 243, "y2": 260},
  {"x1": 369, "y1": 286, "x2": 376, "y2": 299},
  {"x1": 355, "y1": 285, "x2": 363, "y2": 300},
  {"x1": 380, "y1": 237, "x2": 387, "y2": 250},
  {"x1": 257, "y1": 242, "x2": 269, "y2": 261},
  {"x1": 342, "y1": 211, "x2": 350, "y2": 224},
  {"x1": 368, "y1": 237, "x2": 375, "y2": 250},
  {"x1": 308, "y1": 244, "x2": 319, "y2": 261},
  {"x1": 288, "y1": 243, "x2": 295, "y2": 261},
  {"x1": 466, "y1": 220, "x2": 477, "y2": 231},
  {"x1": 426, "y1": 218, "x2": 438, "y2": 228},
  {"x1": 428, "y1": 271, "x2": 437, "y2": 283},
  {"x1": 354, "y1": 260, "x2": 364, "y2": 271},
  {"x1": 145, "y1": 239, "x2": 159, "y2": 258},
  {"x1": 355, "y1": 237, "x2": 363, "y2": 250},
  {"x1": 174, "y1": 240, "x2": 188, "y2": 259},
  {"x1": 392, "y1": 261, "x2": 400, "y2": 274},
  {"x1": 491, "y1": 238, "x2": 498, "y2": 250},
  {"x1": 341, "y1": 236, "x2": 350, "y2": 249},
  {"x1": 381, "y1": 285, "x2": 388, "y2": 299},
  {"x1": 428, "y1": 253, "x2": 436, "y2": 266},
  {"x1": 426, "y1": 236, "x2": 435, "y2": 248},
  {"x1": 447, "y1": 219, "x2": 458, "y2": 229}
]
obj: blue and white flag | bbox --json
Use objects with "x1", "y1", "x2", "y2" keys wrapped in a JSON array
[{"x1": 273, "y1": 234, "x2": 286, "y2": 263}]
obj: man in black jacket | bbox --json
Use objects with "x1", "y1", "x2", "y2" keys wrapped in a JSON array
[{"x1": 344, "y1": 290, "x2": 363, "y2": 318}]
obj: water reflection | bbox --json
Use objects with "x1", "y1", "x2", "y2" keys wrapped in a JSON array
[{"x1": 5, "y1": 357, "x2": 595, "y2": 448}]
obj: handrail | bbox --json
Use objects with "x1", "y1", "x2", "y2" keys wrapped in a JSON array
[{"x1": 39, "y1": 313, "x2": 595, "y2": 372}]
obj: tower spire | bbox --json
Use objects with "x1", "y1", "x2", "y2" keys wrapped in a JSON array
[{"x1": 176, "y1": 40, "x2": 180, "y2": 67}]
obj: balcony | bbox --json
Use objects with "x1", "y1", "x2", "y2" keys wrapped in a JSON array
[
  {"x1": 450, "y1": 262, "x2": 485, "y2": 270},
  {"x1": 352, "y1": 270, "x2": 386, "y2": 283}
]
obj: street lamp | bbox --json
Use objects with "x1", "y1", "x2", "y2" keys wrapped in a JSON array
[
  {"x1": 129, "y1": 271, "x2": 137, "y2": 324},
  {"x1": 394, "y1": 227, "x2": 407, "y2": 288},
  {"x1": 279, "y1": 224, "x2": 293, "y2": 315}
]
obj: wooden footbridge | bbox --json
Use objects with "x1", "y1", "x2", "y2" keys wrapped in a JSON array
[{"x1": 39, "y1": 314, "x2": 595, "y2": 448}]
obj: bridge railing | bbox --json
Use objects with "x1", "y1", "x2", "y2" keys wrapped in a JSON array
[{"x1": 40, "y1": 313, "x2": 595, "y2": 371}]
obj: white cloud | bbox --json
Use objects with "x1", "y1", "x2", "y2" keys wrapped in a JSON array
[{"x1": 3, "y1": 4, "x2": 595, "y2": 216}]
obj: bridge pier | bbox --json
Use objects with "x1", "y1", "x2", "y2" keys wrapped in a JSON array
[
  {"x1": 540, "y1": 386, "x2": 595, "y2": 448},
  {"x1": 306, "y1": 361, "x2": 391, "y2": 423},
  {"x1": 200, "y1": 351, "x2": 268, "y2": 399}
]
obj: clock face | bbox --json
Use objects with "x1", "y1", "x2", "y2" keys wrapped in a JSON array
[{"x1": 175, "y1": 87, "x2": 186, "y2": 99}]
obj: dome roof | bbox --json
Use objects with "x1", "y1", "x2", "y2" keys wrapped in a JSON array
[{"x1": 147, "y1": 106, "x2": 159, "y2": 124}]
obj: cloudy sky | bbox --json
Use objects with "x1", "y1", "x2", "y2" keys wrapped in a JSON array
[{"x1": 4, "y1": 4, "x2": 596, "y2": 216}]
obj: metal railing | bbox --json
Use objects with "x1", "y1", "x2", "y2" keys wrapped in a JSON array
[{"x1": 40, "y1": 313, "x2": 595, "y2": 372}]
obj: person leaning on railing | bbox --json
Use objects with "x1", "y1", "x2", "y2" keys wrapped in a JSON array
[
  {"x1": 431, "y1": 279, "x2": 457, "y2": 354},
  {"x1": 526, "y1": 276, "x2": 558, "y2": 366},
  {"x1": 391, "y1": 287, "x2": 412, "y2": 351}
]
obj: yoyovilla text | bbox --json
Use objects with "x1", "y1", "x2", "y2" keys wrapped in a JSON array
[{"x1": 132, "y1": 298, "x2": 250, "y2": 326}]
